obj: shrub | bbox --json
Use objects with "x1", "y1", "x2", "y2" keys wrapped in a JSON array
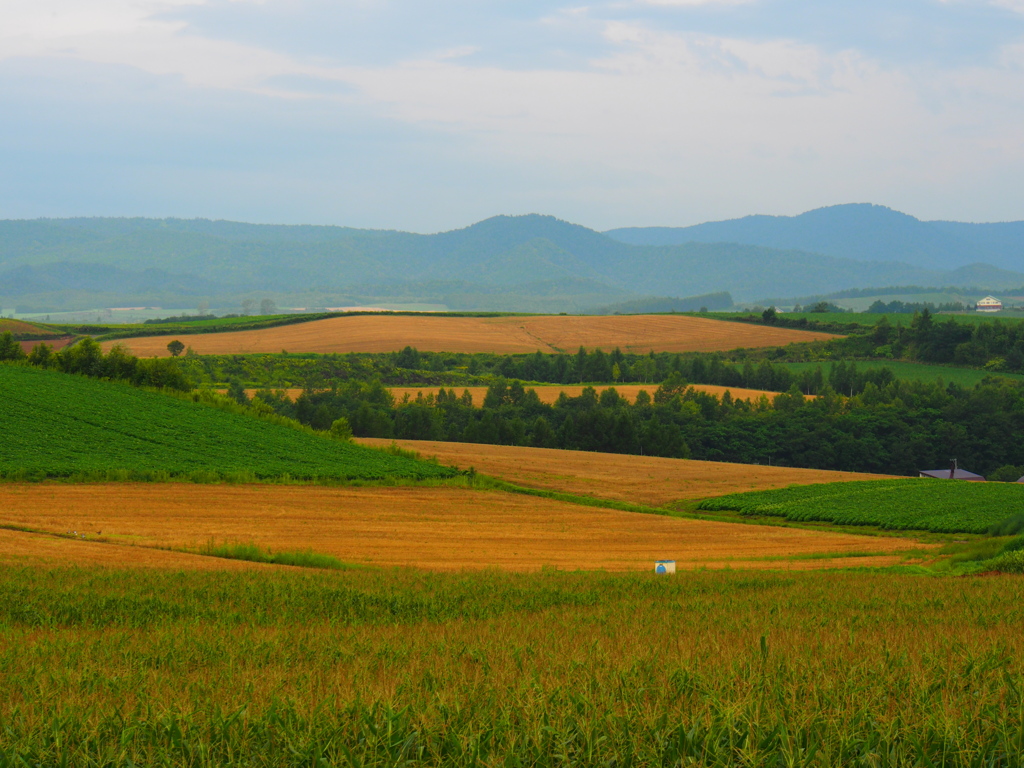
[{"x1": 986, "y1": 550, "x2": 1024, "y2": 574}]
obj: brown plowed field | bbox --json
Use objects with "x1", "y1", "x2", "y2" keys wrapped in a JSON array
[
  {"x1": 107, "y1": 314, "x2": 838, "y2": 357},
  {"x1": 357, "y1": 439, "x2": 894, "y2": 507},
  {"x1": 0, "y1": 484, "x2": 927, "y2": 572},
  {"x1": 390, "y1": 384, "x2": 803, "y2": 405},
  {"x1": 17, "y1": 336, "x2": 74, "y2": 354}
]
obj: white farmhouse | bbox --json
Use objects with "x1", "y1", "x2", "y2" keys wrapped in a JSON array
[{"x1": 976, "y1": 296, "x2": 1003, "y2": 312}]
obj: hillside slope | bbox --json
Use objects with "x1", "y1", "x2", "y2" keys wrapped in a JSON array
[
  {"x1": 2, "y1": 212, "x2": 1022, "y2": 312},
  {"x1": 0, "y1": 365, "x2": 456, "y2": 481}
]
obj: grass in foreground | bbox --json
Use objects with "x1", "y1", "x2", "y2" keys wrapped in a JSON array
[
  {"x1": 0, "y1": 364, "x2": 456, "y2": 482},
  {"x1": 697, "y1": 478, "x2": 1024, "y2": 534},
  {"x1": 1, "y1": 567, "x2": 1023, "y2": 766}
]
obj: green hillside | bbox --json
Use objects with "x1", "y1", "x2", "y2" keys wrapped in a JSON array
[
  {"x1": 0, "y1": 364, "x2": 457, "y2": 482},
  {"x1": 697, "y1": 479, "x2": 1024, "y2": 534}
]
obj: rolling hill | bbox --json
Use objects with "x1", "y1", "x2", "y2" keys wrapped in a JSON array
[
  {"x1": 2, "y1": 211, "x2": 1022, "y2": 313},
  {"x1": 0, "y1": 364, "x2": 457, "y2": 482}
]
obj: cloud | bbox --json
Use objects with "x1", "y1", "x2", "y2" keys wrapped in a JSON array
[
  {"x1": 992, "y1": 0, "x2": 1024, "y2": 13},
  {"x1": 636, "y1": 0, "x2": 756, "y2": 6},
  {"x1": 1, "y1": 0, "x2": 1023, "y2": 226}
]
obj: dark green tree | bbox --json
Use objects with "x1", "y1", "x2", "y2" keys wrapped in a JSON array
[{"x1": 0, "y1": 332, "x2": 26, "y2": 362}]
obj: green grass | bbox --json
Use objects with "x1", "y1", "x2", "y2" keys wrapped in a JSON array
[
  {"x1": 697, "y1": 478, "x2": 1024, "y2": 534},
  {"x1": 777, "y1": 359, "x2": 1024, "y2": 385},
  {"x1": 1, "y1": 566, "x2": 1024, "y2": 765},
  {"x1": 0, "y1": 364, "x2": 457, "y2": 482},
  {"x1": 198, "y1": 541, "x2": 354, "y2": 570},
  {"x1": 988, "y1": 550, "x2": 1024, "y2": 573}
]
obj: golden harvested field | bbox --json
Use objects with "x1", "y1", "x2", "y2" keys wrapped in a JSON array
[
  {"x1": 0, "y1": 484, "x2": 927, "y2": 571},
  {"x1": 108, "y1": 314, "x2": 838, "y2": 356},
  {"x1": 0, "y1": 528, "x2": 266, "y2": 570},
  {"x1": 358, "y1": 438, "x2": 894, "y2": 507},
  {"x1": 390, "y1": 383, "x2": 799, "y2": 405}
]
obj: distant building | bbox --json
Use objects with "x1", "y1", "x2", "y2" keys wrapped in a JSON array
[
  {"x1": 976, "y1": 296, "x2": 1003, "y2": 312},
  {"x1": 919, "y1": 460, "x2": 985, "y2": 481}
]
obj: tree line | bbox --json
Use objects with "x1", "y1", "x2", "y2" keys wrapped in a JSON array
[
  {"x1": 0, "y1": 333, "x2": 189, "y2": 390},
  {"x1": 243, "y1": 372, "x2": 1024, "y2": 478}
]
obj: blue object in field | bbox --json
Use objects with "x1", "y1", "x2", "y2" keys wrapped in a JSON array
[
  {"x1": 655, "y1": 560, "x2": 676, "y2": 574},
  {"x1": 656, "y1": 563, "x2": 667, "y2": 574}
]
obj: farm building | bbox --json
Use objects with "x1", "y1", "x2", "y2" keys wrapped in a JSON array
[
  {"x1": 919, "y1": 466, "x2": 986, "y2": 481},
  {"x1": 976, "y1": 296, "x2": 1003, "y2": 312}
]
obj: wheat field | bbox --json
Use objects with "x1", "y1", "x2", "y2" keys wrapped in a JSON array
[
  {"x1": 357, "y1": 438, "x2": 893, "y2": 506},
  {"x1": 109, "y1": 313, "x2": 839, "y2": 356},
  {"x1": 0, "y1": 482, "x2": 924, "y2": 571}
]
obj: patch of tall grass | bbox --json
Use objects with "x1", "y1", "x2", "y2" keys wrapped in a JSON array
[
  {"x1": 1, "y1": 567, "x2": 1024, "y2": 765},
  {"x1": 199, "y1": 541, "x2": 353, "y2": 570},
  {"x1": 987, "y1": 550, "x2": 1024, "y2": 573}
]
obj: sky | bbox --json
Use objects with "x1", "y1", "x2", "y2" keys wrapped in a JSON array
[{"x1": 2, "y1": 0, "x2": 1024, "y2": 232}]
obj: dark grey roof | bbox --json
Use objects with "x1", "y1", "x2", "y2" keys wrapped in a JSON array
[{"x1": 919, "y1": 468, "x2": 986, "y2": 481}]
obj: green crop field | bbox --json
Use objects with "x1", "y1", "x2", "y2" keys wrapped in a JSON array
[
  {"x1": 0, "y1": 364, "x2": 456, "y2": 482},
  {"x1": 1, "y1": 566, "x2": 1023, "y2": 766},
  {"x1": 711, "y1": 311, "x2": 1024, "y2": 329},
  {"x1": 75, "y1": 312, "x2": 337, "y2": 340},
  {"x1": 698, "y1": 478, "x2": 1024, "y2": 533},
  {"x1": 776, "y1": 312, "x2": 1024, "y2": 327},
  {"x1": 777, "y1": 359, "x2": 1024, "y2": 386}
]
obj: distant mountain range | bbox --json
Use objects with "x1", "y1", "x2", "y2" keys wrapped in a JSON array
[
  {"x1": 1, "y1": 206, "x2": 1021, "y2": 314},
  {"x1": 606, "y1": 203, "x2": 1024, "y2": 273}
]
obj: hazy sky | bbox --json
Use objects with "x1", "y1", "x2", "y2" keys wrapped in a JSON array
[{"x1": 3, "y1": 0, "x2": 1024, "y2": 231}]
